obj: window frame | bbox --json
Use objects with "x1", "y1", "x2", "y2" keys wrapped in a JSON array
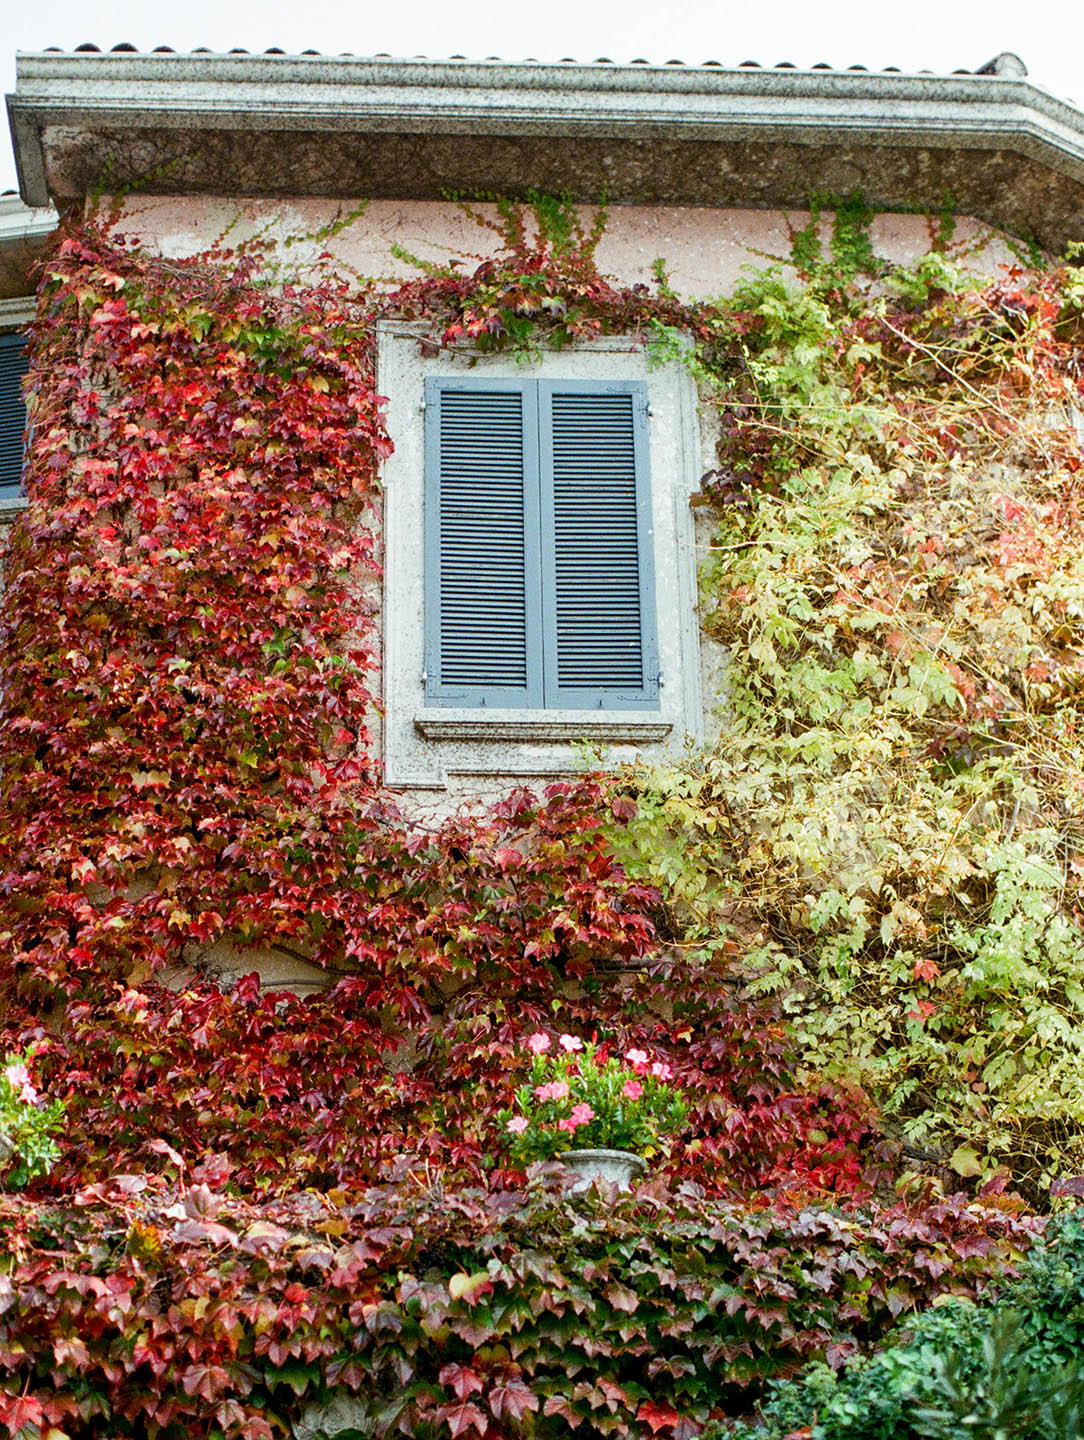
[{"x1": 378, "y1": 327, "x2": 704, "y2": 790}]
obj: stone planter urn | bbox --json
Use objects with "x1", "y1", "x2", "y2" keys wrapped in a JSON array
[{"x1": 562, "y1": 1148, "x2": 646, "y2": 1191}]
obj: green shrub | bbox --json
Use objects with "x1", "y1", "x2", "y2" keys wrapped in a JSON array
[
  {"x1": 723, "y1": 1208, "x2": 1084, "y2": 1440},
  {"x1": 1005, "y1": 1207, "x2": 1084, "y2": 1367},
  {"x1": 725, "y1": 1302, "x2": 990, "y2": 1440},
  {"x1": 0, "y1": 1049, "x2": 64, "y2": 1188},
  {"x1": 910, "y1": 1309, "x2": 1084, "y2": 1439}
]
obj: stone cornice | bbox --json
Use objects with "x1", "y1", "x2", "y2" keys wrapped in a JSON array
[{"x1": 8, "y1": 52, "x2": 1084, "y2": 248}]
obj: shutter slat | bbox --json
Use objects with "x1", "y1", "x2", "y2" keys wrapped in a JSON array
[{"x1": 0, "y1": 332, "x2": 29, "y2": 496}]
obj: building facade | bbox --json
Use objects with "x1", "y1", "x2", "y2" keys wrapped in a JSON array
[{"x1": 3, "y1": 47, "x2": 1084, "y2": 989}]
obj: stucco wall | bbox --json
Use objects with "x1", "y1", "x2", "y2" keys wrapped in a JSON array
[{"x1": 115, "y1": 196, "x2": 1020, "y2": 298}]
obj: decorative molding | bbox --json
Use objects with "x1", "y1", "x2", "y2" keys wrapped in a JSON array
[
  {"x1": 0, "y1": 195, "x2": 57, "y2": 245},
  {"x1": 0, "y1": 197, "x2": 56, "y2": 302},
  {"x1": 11, "y1": 54, "x2": 1083, "y2": 158},
  {"x1": 0, "y1": 296, "x2": 35, "y2": 328},
  {"x1": 0, "y1": 495, "x2": 29, "y2": 526},
  {"x1": 415, "y1": 715, "x2": 673, "y2": 742}
]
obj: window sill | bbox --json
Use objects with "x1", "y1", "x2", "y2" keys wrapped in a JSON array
[
  {"x1": 414, "y1": 710, "x2": 672, "y2": 743},
  {"x1": 0, "y1": 494, "x2": 28, "y2": 525}
]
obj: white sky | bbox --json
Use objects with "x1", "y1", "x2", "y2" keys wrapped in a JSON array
[{"x1": 3, "y1": 0, "x2": 1081, "y2": 196}]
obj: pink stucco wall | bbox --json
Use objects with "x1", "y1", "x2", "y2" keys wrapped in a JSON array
[{"x1": 115, "y1": 197, "x2": 1019, "y2": 296}]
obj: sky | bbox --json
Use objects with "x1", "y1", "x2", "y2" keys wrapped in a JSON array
[{"x1": 3, "y1": 0, "x2": 1081, "y2": 197}]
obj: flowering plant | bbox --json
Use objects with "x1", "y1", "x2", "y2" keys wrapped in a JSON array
[
  {"x1": 499, "y1": 1033, "x2": 688, "y2": 1164},
  {"x1": 0, "y1": 1049, "x2": 65, "y2": 1189}
]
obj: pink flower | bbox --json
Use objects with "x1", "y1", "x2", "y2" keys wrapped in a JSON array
[
  {"x1": 625, "y1": 1048, "x2": 649, "y2": 1073},
  {"x1": 4, "y1": 1063, "x2": 37, "y2": 1105},
  {"x1": 526, "y1": 1033, "x2": 551, "y2": 1055},
  {"x1": 533, "y1": 1079, "x2": 570, "y2": 1102},
  {"x1": 623, "y1": 1078, "x2": 643, "y2": 1100},
  {"x1": 559, "y1": 1034, "x2": 583, "y2": 1053},
  {"x1": 506, "y1": 1116, "x2": 529, "y2": 1134},
  {"x1": 558, "y1": 1117, "x2": 577, "y2": 1132},
  {"x1": 569, "y1": 1103, "x2": 594, "y2": 1128},
  {"x1": 650, "y1": 1061, "x2": 673, "y2": 1081}
]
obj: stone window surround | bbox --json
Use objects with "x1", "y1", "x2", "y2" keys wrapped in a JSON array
[
  {"x1": 0, "y1": 296, "x2": 32, "y2": 527},
  {"x1": 377, "y1": 325, "x2": 704, "y2": 790}
]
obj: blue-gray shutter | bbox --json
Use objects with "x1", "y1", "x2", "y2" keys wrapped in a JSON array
[
  {"x1": 0, "y1": 331, "x2": 28, "y2": 499},
  {"x1": 538, "y1": 380, "x2": 659, "y2": 709},
  {"x1": 424, "y1": 378, "x2": 544, "y2": 706}
]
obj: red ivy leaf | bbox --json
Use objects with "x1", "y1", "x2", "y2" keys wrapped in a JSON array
[
  {"x1": 638, "y1": 1401, "x2": 680, "y2": 1434},
  {"x1": 488, "y1": 1379, "x2": 539, "y2": 1422},
  {"x1": 544, "y1": 1397, "x2": 585, "y2": 1429},
  {"x1": 604, "y1": 1282, "x2": 639, "y2": 1314},
  {"x1": 181, "y1": 1364, "x2": 231, "y2": 1401},
  {"x1": 147, "y1": 1138, "x2": 187, "y2": 1172},
  {"x1": 438, "y1": 1364, "x2": 484, "y2": 1401},
  {"x1": 0, "y1": 1394, "x2": 45, "y2": 1431},
  {"x1": 825, "y1": 1339, "x2": 859, "y2": 1368},
  {"x1": 437, "y1": 1401, "x2": 489, "y2": 1438},
  {"x1": 172, "y1": 1219, "x2": 238, "y2": 1247}
]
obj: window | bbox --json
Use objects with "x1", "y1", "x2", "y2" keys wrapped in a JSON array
[
  {"x1": 0, "y1": 327, "x2": 29, "y2": 506},
  {"x1": 424, "y1": 378, "x2": 659, "y2": 711},
  {"x1": 379, "y1": 330, "x2": 703, "y2": 789}
]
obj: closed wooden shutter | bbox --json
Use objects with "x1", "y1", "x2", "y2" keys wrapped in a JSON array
[
  {"x1": 424, "y1": 379, "x2": 543, "y2": 706},
  {"x1": 0, "y1": 332, "x2": 28, "y2": 498},
  {"x1": 424, "y1": 376, "x2": 659, "y2": 711},
  {"x1": 540, "y1": 382, "x2": 658, "y2": 708}
]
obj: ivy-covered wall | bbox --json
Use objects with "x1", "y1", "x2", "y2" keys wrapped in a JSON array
[
  {"x1": 1, "y1": 198, "x2": 883, "y2": 1192},
  {"x1": 2, "y1": 191, "x2": 1084, "y2": 1438},
  {"x1": 5, "y1": 191, "x2": 1084, "y2": 1186},
  {"x1": 104, "y1": 194, "x2": 1022, "y2": 801}
]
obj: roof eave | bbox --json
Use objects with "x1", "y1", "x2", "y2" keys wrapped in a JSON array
[{"x1": 9, "y1": 52, "x2": 1084, "y2": 249}]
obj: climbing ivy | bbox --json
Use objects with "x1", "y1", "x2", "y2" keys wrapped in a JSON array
[
  {"x1": 0, "y1": 204, "x2": 877, "y2": 1206},
  {"x1": 612, "y1": 218, "x2": 1084, "y2": 1197},
  {"x1": 0, "y1": 189, "x2": 1082, "y2": 1434}
]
